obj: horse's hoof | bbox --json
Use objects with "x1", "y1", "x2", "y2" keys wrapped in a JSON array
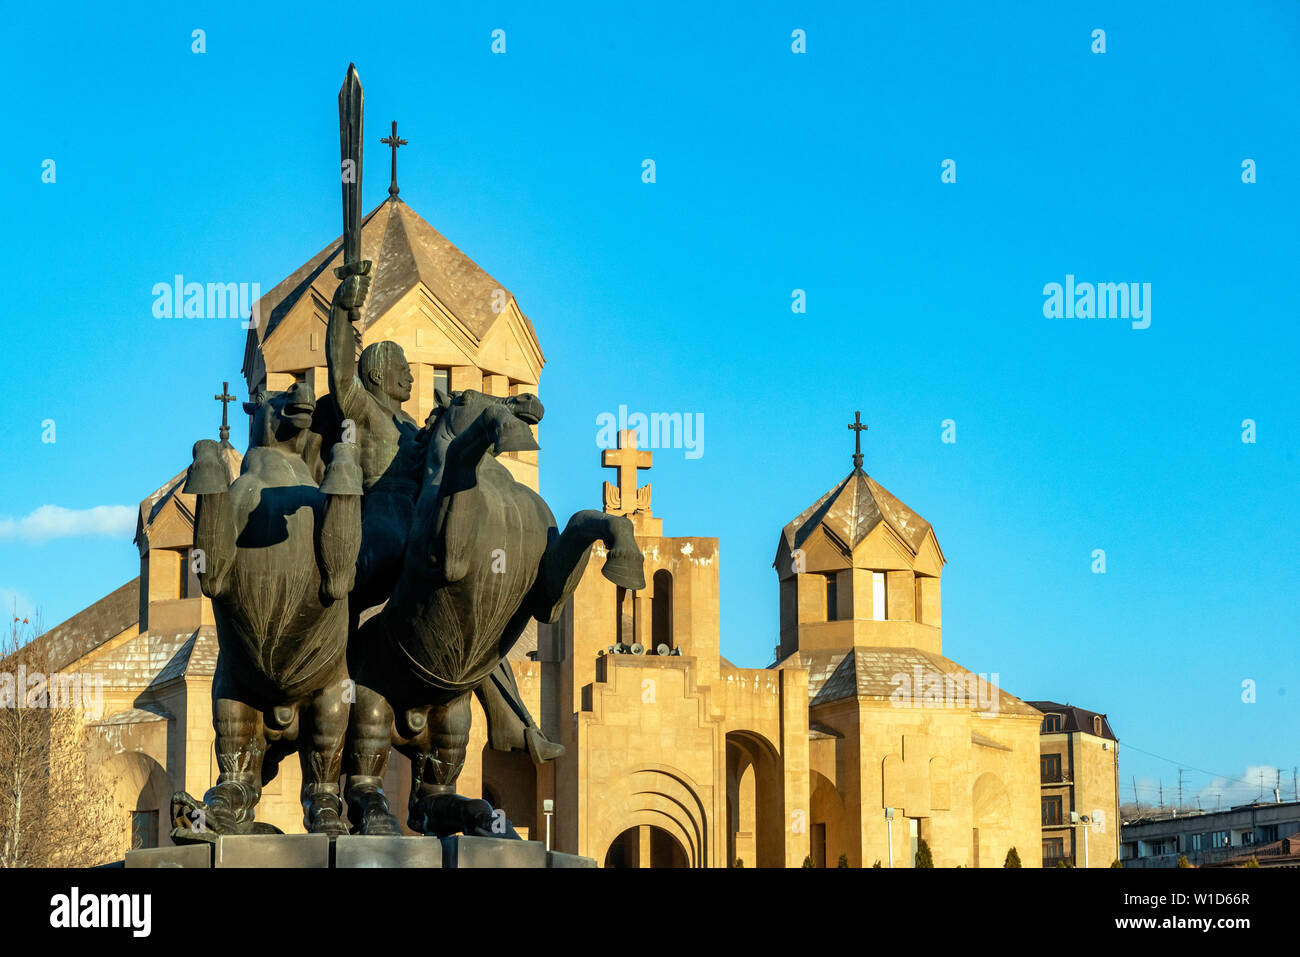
[
  {"x1": 308, "y1": 806, "x2": 349, "y2": 838},
  {"x1": 360, "y1": 810, "x2": 402, "y2": 837},
  {"x1": 602, "y1": 549, "x2": 646, "y2": 590},
  {"x1": 183, "y1": 440, "x2": 230, "y2": 495}
]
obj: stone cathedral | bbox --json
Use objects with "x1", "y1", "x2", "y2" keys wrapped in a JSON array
[{"x1": 34, "y1": 192, "x2": 1049, "y2": 867}]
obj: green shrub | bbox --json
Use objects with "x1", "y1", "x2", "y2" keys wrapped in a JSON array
[
  {"x1": 915, "y1": 838, "x2": 933, "y2": 868},
  {"x1": 1004, "y1": 847, "x2": 1021, "y2": 868},
  {"x1": 837, "y1": 853, "x2": 850, "y2": 868}
]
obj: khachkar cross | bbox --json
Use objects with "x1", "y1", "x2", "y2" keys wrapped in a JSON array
[
  {"x1": 848, "y1": 411, "x2": 868, "y2": 469},
  {"x1": 214, "y1": 381, "x2": 237, "y2": 444},
  {"x1": 381, "y1": 120, "x2": 407, "y2": 197},
  {"x1": 602, "y1": 430, "x2": 661, "y2": 535}
]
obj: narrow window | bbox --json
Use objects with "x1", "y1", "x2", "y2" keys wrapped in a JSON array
[
  {"x1": 432, "y1": 366, "x2": 450, "y2": 397},
  {"x1": 872, "y1": 572, "x2": 886, "y2": 621},
  {"x1": 1040, "y1": 753, "x2": 1062, "y2": 783},
  {"x1": 825, "y1": 574, "x2": 838, "y2": 622},
  {"x1": 652, "y1": 570, "x2": 673, "y2": 650}
]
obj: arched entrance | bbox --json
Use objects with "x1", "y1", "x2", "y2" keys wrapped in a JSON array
[
  {"x1": 725, "y1": 730, "x2": 783, "y2": 867},
  {"x1": 96, "y1": 751, "x2": 172, "y2": 855},
  {"x1": 604, "y1": 825, "x2": 689, "y2": 868},
  {"x1": 590, "y1": 766, "x2": 709, "y2": 866}
]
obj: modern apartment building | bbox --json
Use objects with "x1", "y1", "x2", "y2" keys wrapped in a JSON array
[{"x1": 1027, "y1": 701, "x2": 1121, "y2": 867}]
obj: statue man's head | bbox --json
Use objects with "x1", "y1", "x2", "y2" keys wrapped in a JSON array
[{"x1": 359, "y1": 340, "x2": 413, "y2": 404}]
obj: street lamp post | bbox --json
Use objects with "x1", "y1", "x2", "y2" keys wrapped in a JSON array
[
  {"x1": 885, "y1": 807, "x2": 895, "y2": 868},
  {"x1": 1071, "y1": 812, "x2": 1092, "y2": 868}
]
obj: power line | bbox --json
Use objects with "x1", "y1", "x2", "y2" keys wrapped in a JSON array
[{"x1": 1120, "y1": 742, "x2": 1284, "y2": 792}]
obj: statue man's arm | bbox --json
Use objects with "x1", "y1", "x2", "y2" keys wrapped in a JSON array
[{"x1": 327, "y1": 266, "x2": 371, "y2": 421}]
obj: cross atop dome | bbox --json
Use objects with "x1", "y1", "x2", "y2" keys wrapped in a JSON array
[
  {"x1": 380, "y1": 120, "x2": 407, "y2": 198},
  {"x1": 848, "y1": 411, "x2": 868, "y2": 470},
  {"x1": 214, "y1": 381, "x2": 237, "y2": 446}
]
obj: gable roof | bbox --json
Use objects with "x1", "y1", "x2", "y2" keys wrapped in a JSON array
[
  {"x1": 1026, "y1": 700, "x2": 1118, "y2": 741},
  {"x1": 242, "y1": 197, "x2": 541, "y2": 381},
  {"x1": 780, "y1": 467, "x2": 935, "y2": 557},
  {"x1": 30, "y1": 578, "x2": 140, "y2": 673}
]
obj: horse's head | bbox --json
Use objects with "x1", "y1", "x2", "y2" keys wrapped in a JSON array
[
  {"x1": 430, "y1": 389, "x2": 543, "y2": 454},
  {"x1": 244, "y1": 381, "x2": 317, "y2": 454}
]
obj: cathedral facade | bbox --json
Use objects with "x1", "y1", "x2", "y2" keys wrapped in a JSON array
[{"x1": 37, "y1": 195, "x2": 1053, "y2": 866}]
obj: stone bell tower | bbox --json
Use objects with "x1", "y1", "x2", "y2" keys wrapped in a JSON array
[{"x1": 772, "y1": 413, "x2": 946, "y2": 662}]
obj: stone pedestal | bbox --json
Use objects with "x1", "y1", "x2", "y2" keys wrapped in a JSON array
[
  {"x1": 335, "y1": 835, "x2": 443, "y2": 868},
  {"x1": 217, "y1": 833, "x2": 331, "y2": 868},
  {"x1": 124, "y1": 843, "x2": 214, "y2": 868},
  {"x1": 547, "y1": 850, "x2": 598, "y2": 868},
  {"x1": 122, "y1": 835, "x2": 596, "y2": 868},
  {"x1": 440, "y1": 835, "x2": 548, "y2": 868}
]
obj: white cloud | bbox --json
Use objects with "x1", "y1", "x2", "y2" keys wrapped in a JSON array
[
  {"x1": 0, "y1": 505, "x2": 135, "y2": 543},
  {"x1": 1192, "y1": 765, "x2": 1294, "y2": 810}
]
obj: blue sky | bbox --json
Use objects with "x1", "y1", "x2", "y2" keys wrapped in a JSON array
[{"x1": 1, "y1": 1, "x2": 1296, "y2": 810}]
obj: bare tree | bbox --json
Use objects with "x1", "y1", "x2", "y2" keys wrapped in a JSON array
[{"x1": 0, "y1": 608, "x2": 118, "y2": 867}]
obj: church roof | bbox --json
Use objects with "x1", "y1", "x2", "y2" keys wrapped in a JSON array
[
  {"x1": 781, "y1": 467, "x2": 933, "y2": 555},
  {"x1": 30, "y1": 578, "x2": 140, "y2": 673},
  {"x1": 242, "y1": 197, "x2": 540, "y2": 378},
  {"x1": 790, "y1": 646, "x2": 1040, "y2": 717}
]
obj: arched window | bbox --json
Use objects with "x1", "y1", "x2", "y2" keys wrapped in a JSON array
[
  {"x1": 652, "y1": 570, "x2": 674, "y2": 651},
  {"x1": 1092, "y1": 715, "x2": 1103, "y2": 736}
]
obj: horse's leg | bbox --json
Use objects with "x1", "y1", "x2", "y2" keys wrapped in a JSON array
[
  {"x1": 531, "y1": 510, "x2": 645, "y2": 623},
  {"x1": 183, "y1": 439, "x2": 236, "y2": 598},
  {"x1": 317, "y1": 441, "x2": 363, "y2": 601},
  {"x1": 343, "y1": 681, "x2": 402, "y2": 836},
  {"x1": 406, "y1": 692, "x2": 497, "y2": 837},
  {"x1": 297, "y1": 663, "x2": 349, "y2": 836},
  {"x1": 172, "y1": 691, "x2": 267, "y2": 840}
]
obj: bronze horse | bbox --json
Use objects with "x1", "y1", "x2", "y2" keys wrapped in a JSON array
[
  {"x1": 344, "y1": 389, "x2": 645, "y2": 837},
  {"x1": 171, "y1": 382, "x2": 363, "y2": 841}
]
